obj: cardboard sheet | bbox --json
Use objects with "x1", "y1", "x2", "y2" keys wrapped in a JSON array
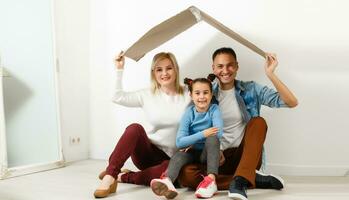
[{"x1": 124, "y1": 6, "x2": 265, "y2": 61}]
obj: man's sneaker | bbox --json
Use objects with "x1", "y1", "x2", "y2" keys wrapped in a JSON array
[
  {"x1": 228, "y1": 176, "x2": 248, "y2": 200},
  {"x1": 150, "y1": 177, "x2": 178, "y2": 199},
  {"x1": 255, "y1": 170, "x2": 284, "y2": 190},
  {"x1": 195, "y1": 176, "x2": 218, "y2": 198}
]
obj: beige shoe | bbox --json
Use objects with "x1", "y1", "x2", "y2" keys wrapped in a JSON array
[{"x1": 93, "y1": 180, "x2": 117, "y2": 198}]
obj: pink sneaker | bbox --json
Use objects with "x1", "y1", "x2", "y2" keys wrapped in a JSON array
[
  {"x1": 150, "y1": 177, "x2": 178, "y2": 199},
  {"x1": 195, "y1": 176, "x2": 218, "y2": 198}
]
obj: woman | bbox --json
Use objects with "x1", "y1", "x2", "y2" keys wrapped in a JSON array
[{"x1": 94, "y1": 51, "x2": 191, "y2": 198}]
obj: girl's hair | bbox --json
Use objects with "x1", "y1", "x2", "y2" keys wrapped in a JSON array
[
  {"x1": 150, "y1": 52, "x2": 183, "y2": 94},
  {"x1": 184, "y1": 74, "x2": 216, "y2": 93}
]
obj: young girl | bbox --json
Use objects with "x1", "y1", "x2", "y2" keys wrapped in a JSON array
[{"x1": 150, "y1": 77, "x2": 223, "y2": 199}]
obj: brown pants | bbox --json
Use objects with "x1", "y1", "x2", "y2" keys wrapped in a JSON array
[{"x1": 178, "y1": 117, "x2": 267, "y2": 189}]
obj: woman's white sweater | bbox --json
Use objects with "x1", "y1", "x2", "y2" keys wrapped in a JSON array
[{"x1": 112, "y1": 70, "x2": 191, "y2": 156}]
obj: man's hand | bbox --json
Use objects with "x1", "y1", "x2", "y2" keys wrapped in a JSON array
[
  {"x1": 219, "y1": 150, "x2": 225, "y2": 166},
  {"x1": 264, "y1": 53, "x2": 278, "y2": 76}
]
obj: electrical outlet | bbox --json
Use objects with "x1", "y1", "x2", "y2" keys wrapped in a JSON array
[{"x1": 69, "y1": 136, "x2": 81, "y2": 145}]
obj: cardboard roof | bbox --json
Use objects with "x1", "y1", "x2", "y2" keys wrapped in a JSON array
[{"x1": 124, "y1": 6, "x2": 265, "y2": 61}]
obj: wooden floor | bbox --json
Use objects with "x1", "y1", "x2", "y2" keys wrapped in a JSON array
[{"x1": 1, "y1": 160, "x2": 349, "y2": 200}]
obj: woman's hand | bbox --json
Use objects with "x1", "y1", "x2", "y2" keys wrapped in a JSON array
[
  {"x1": 115, "y1": 51, "x2": 125, "y2": 70},
  {"x1": 203, "y1": 127, "x2": 219, "y2": 138}
]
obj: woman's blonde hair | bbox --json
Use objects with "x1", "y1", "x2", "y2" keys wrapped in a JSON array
[{"x1": 150, "y1": 52, "x2": 183, "y2": 94}]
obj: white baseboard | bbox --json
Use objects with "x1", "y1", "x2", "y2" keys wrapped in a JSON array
[
  {"x1": 266, "y1": 163, "x2": 349, "y2": 176},
  {"x1": 0, "y1": 160, "x2": 65, "y2": 179}
]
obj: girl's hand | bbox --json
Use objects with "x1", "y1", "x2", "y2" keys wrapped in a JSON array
[
  {"x1": 203, "y1": 127, "x2": 219, "y2": 137},
  {"x1": 115, "y1": 51, "x2": 125, "y2": 70},
  {"x1": 179, "y1": 146, "x2": 192, "y2": 153}
]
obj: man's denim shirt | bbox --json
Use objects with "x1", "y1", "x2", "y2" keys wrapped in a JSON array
[{"x1": 212, "y1": 79, "x2": 288, "y2": 123}]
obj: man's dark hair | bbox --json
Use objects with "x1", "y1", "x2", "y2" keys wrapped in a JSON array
[{"x1": 212, "y1": 47, "x2": 237, "y2": 61}]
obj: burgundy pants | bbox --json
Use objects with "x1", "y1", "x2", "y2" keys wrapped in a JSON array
[
  {"x1": 178, "y1": 117, "x2": 267, "y2": 189},
  {"x1": 105, "y1": 123, "x2": 170, "y2": 186}
]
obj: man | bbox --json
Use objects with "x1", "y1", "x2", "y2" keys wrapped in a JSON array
[{"x1": 178, "y1": 47, "x2": 298, "y2": 200}]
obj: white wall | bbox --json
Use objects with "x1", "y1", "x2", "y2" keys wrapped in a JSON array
[
  {"x1": 54, "y1": 0, "x2": 90, "y2": 162},
  {"x1": 87, "y1": 0, "x2": 349, "y2": 176}
]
